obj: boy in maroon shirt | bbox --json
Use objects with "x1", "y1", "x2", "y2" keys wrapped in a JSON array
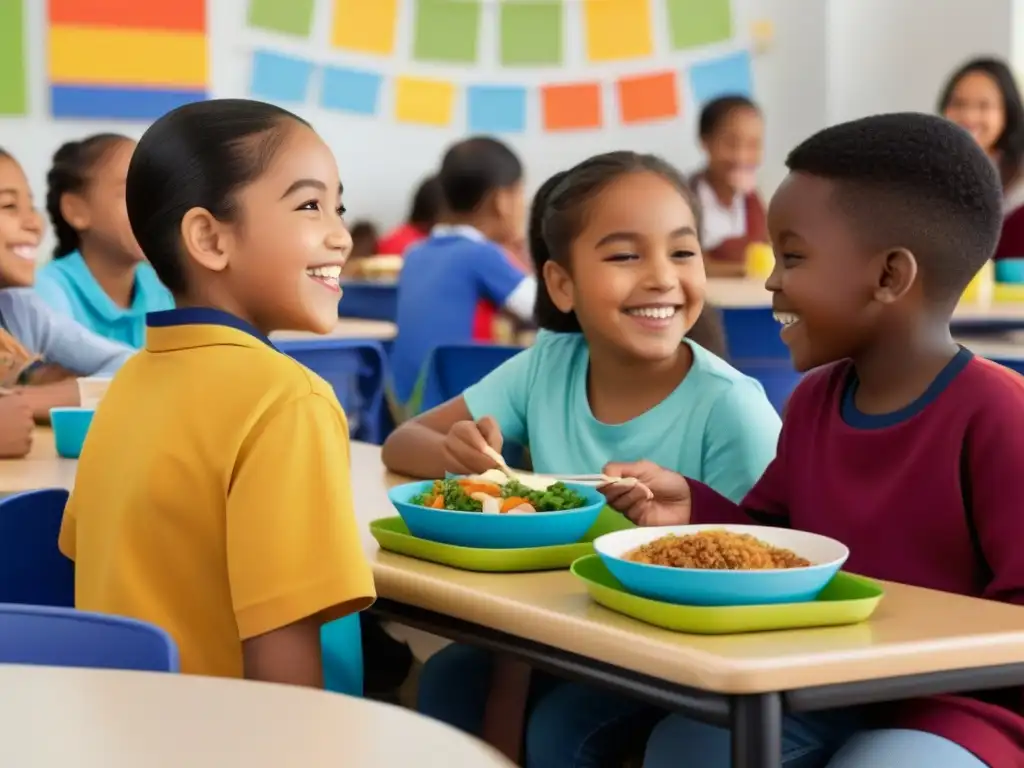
[{"x1": 604, "y1": 113, "x2": 1020, "y2": 767}]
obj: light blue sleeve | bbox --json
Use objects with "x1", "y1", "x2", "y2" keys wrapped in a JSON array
[
  {"x1": 462, "y1": 344, "x2": 538, "y2": 446},
  {"x1": 701, "y1": 378, "x2": 782, "y2": 503},
  {"x1": 33, "y1": 272, "x2": 76, "y2": 319},
  {"x1": 0, "y1": 289, "x2": 134, "y2": 376}
]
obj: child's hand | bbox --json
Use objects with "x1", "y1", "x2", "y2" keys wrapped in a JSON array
[
  {"x1": 442, "y1": 416, "x2": 504, "y2": 475},
  {"x1": 0, "y1": 393, "x2": 33, "y2": 458},
  {"x1": 599, "y1": 460, "x2": 691, "y2": 526}
]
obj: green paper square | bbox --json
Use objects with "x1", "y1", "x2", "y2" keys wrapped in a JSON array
[
  {"x1": 0, "y1": 0, "x2": 26, "y2": 115},
  {"x1": 248, "y1": 0, "x2": 316, "y2": 38},
  {"x1": 500, "y1": 1, "x2": 562, "y2": 66},
  {"x1": 413, "y1": 0, "x2": 481, "y2": 64},
  {"x1": 666, "y1": 0, "x2": 732, "y2": 51}
]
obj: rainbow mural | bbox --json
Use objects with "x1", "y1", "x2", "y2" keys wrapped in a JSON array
[{"x1": 47, "y1": 0, "x2": 208, "y2": 120}]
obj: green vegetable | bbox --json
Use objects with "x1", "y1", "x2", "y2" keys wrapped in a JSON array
[
  {"x1": 500, "y1": 480, "x2": 588, "y2": 511},
  {"x1": 410, "y1": 479, "x2": 482, "y2": 512}
]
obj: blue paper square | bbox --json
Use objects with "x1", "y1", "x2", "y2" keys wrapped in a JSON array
[
  {"x1": 689, "y1": 51, "x2": 753, "y2": 105},
  {"x1": 320, "y1": 66, "x2": 383, "y2": 116},
  {"x1": 467, "y1": 85, "x2": 527, "y2": 134},
  {"x1": 250, "y1": 50, "x2": 315, "y2": 104}
]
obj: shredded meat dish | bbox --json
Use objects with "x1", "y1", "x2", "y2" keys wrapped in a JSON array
[{"x1": 625, "y1": 530, "x2": 811, "y2": 570}]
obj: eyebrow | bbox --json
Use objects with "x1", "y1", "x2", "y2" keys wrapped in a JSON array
[
  {"x1": 595, "y1": 226, "x2": 697, "y2": 247},
  {"x1": 280, "y1": 179, "x2": 344, "y2": 199}
]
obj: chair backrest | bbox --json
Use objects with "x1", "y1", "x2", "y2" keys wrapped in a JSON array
[
  {"x1": 0, "y1": 604, "x2": 179, "y2": 672},
  {"x1": 337, "y1": 282, "x2": 398, "y2": 321},
  {"x1": 419, "y1": 344, "x2": 522, "y2": 412},
  {"x1": 276, "y1": 339, "x2": 389, "y2": 443},
  {"x1": 0, "y1": 489, "x2": 74, "y2": 608}
]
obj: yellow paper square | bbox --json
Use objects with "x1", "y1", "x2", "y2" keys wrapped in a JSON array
[
  {"x1": 331, "y1": 0, "x2": 398, "y2": 55},
  {"x1": 583, "y1": 0, "x2": 653, "y2": 62},
  {"x1": 394, "y1": 76, "x2": 455, "y2": 127}
]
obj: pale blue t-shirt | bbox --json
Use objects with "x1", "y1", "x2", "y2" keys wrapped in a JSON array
[
  {"x1": 463, "y1": 331, "x2": 781, "y2": 502},
  {"x1": 35, "y1": 250, "x2": 175, "y2": 348}
]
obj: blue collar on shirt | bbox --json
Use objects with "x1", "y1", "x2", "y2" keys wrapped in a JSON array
[
  {"x1": 841, "y1": 345, "x2": 974, "y2": 429},
  {"x1": 146, "y1": 307, "x2": 275, "y2": 348},
  {"x1": 62, "y1": 251, "x2": 152, "y2": 322}
]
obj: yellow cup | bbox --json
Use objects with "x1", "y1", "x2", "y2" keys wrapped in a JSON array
[{"x1": 744, "y1": 242, "x2": 775, "y2": 279}]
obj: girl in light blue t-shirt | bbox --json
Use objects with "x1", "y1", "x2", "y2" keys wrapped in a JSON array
[{"x1": 381, "y1": 151, "x2": 782, "y2": 768}]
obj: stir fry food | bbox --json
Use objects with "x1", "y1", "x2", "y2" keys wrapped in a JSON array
[
  {"x1": 625, "y1": 530, "x2": 811, "y2": 570},
  {"x1": 411, "y1": 476, "x2": 589, "y2": 514}
]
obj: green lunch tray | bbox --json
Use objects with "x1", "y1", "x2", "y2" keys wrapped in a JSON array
[
  {"x1": 369, "y1": 507, "x2": 634, "y2": 573},
  {"x1": 570, "y1": 555, "x2": 884, "y2": 635}
]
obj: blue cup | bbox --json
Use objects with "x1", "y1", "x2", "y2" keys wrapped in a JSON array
[{"x1": 50, "y1": 408, "x2": 95, "y2": 459}]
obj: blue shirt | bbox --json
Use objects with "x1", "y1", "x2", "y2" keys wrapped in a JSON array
[
  {"x1": 0, "y1": 288, "x2": 133, "y2": 376},
  {"x1": 35, "y1": 251, "x2": 175, "y2": 348},
  {"x1": 391, "y1": 228, "x2": 526, "y2": 403},
  {"x1": 464, "y1": 331, "x2": 781, "y2": 502}
]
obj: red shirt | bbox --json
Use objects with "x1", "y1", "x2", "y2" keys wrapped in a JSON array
[
  {"x1": 690, "y1": 350, "x2": 1024, "y2": 767},
  {"x1": 378, "y1": 223, "x2": 429, "y2": 256}
]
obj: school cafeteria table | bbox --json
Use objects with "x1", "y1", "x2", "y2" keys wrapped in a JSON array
[
  {"x1": 270, "y1": 318, "x2": 396, "y2": 341},
  {"x1": 0, "y1": 664, "x2": 513, "y2": 767},
  {"x1": 10, "y1": 436, "x2": 1024, "y2": 768}
]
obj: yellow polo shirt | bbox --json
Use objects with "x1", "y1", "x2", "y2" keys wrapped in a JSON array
[{"x1": 59, "y1": 308, "x2": 376, "y2": 678}]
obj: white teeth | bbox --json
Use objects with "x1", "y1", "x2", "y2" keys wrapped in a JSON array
[
  {"x1": 626, "y1": 306, "x2": 678, "y2": 320},
  {"x1": 773, "y1": 311, "x2": 800, "y2": 327},
  {"x1": 306, "y1": 265, "x2": 342, "y2": 280},
  {"x1": 11, "y1": 246, "x2": 35, "y2": 261}
]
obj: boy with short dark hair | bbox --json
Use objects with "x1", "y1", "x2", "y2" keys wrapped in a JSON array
[
  {"x1": 391, "y1": 137, "x2": 536, "y2": 411},
  {"x1": 605, "y1": 113, "x2": 1020, "y2": 767}
]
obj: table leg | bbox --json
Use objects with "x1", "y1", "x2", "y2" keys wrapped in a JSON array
[{"x1": 731, "y1": 693, "x2": 782, "y2": 768}]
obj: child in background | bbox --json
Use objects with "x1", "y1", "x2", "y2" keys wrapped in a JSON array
[
  {"x1": 604, "y1": 114, "x2": 1014, "y2": 768},
  {"x1": 341, "y1": 220, "x2": 380, "y2": 279},
  {"x1": 939, "y1": 58, "x2": 1024, "y2": 274},
  {"x1": 692, "y1": 96, "x2": 768, "y2": 277},
  {"x1": 390, "y1": 137, "x2": 536, "y2": 410},
  {"x1": 37, "y1": 134, "x2": 174, "y2": 347},
  {"x1": 0, "y1": 148, "x2": 133, "y2": 421},
  {"x1": 378, "y1": 175, "x2": 443, "y2": 256},
  {"x1": 383, "y1": 151, "x2": 780, "y2": 767},
  {"x1": 59, "y1": 99, "x2": 375, "y2": 685}
]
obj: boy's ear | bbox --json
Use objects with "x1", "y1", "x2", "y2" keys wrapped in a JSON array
[
  {"x1": 180, "y1": 207, "x2": 232, "y2": 274},
  {"x1": 542, "y1": 259, "x2": 574, "y2": 313},
  {"x1": 873, "y1": 247, "x2": 918, "y2": 304}
]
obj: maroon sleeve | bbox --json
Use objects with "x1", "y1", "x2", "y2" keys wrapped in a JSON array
[
  {"x1": 965, "y1": 360, "x2": 1024, "y2": 606},
  {"x1": 993, "y1": 207, "x2": 1024, "y2": 260},
  {"x1": 689, "y1": 456, "x2": 790, "y2": 527},
  {"x1": 745, "y1": 191, "x2": 768, "y2": 244}
]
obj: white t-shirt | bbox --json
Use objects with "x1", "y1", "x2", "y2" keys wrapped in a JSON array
[{"x1": 697, "y1": 177, "x2": 746, "y2": 252}]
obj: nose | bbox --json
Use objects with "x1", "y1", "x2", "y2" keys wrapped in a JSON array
[
  {"x1": 23, "y1": 208, "x2": 43, "y2": 238},
  {"x1": 644, "y1": 252, "x2": 678, "y2": 291},
  {"x1": 764, "y1": 252, "x2": 783, "y2": 293},
  {"x1": 326, "y1": 222, "x2": 353, "y2": 257}
]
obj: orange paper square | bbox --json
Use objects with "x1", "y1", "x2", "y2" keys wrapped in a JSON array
[
  {"x1": 617, "y1": 71, "x2": 679, "y2": 124},
  {"x1": 542, "y1": 83, "x2": 602, "y2": 131}
]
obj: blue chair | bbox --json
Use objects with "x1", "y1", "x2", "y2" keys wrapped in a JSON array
[
  {"x1": 735, "y1": 359, "x2": 803, "y2": 415},
  {"x1": 337, "y1": 282, "x2": 398, "y2": 321},
  {"x1": 276, "y1": 339, "x2": 389, "y2": 443},
  {"x1": 0, "y1": 489, "x2": 74, "y2": 608},
  {"x1": 721, "y1": 307, "x2": 791, "y2": 360},
  {"x1": 418, "y1": 344, "x2": 525, "y2": 466},
  {"x1": 419, "y1": 344, "x2": 522, "y2": 412},
  {"x1": 0, "y1": 604, "x2": 178, "y2": 671},
  {"x1": 321, "y1": 614, "x2": 364, "y2": 697}
]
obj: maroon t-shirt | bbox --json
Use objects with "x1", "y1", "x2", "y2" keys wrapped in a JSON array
[{"x1": 690, "y1": 348, "x2": 1024, "y2": 767}]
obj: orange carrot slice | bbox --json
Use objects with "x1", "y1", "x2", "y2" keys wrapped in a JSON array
[
  {"x1": 430, "y1": 495, "x2": 445, "y2": 509},
  {"x1": 500, "y1": 496, "x2": 530, "y2": 513},
  {"x1": 459, "y1": 481, "x2": 502, "y2": 496}
]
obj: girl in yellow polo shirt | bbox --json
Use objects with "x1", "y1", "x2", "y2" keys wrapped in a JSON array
[{"x1": 60, "y1": 99, "x2": 375, "y2": 687}]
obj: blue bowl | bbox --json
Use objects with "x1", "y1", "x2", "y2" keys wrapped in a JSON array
[
  {"x1": 50, "y1": 407, "x2": 95, "y2": 459},
  {"x1": 594, "y1": 525, "x2": 849, "y2": 606},
  {"x1": 388, "y1": 480, "x2": 604, "y2": 549}
]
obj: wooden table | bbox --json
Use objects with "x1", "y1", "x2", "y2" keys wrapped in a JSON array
[
  {"x1": 270, "y1": 318, "x2": 396, "y2": 341},
  {"x1": 10, "y1": 438, "x2": 1024, "y2": 767},
  {"x1": 0, "y1": 665, "x2": 513, "y2": 767}
]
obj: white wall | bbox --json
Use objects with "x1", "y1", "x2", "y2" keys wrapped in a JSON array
[{"x1": 0, "y1": 0, "x2": 1015, "y2": 256}]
